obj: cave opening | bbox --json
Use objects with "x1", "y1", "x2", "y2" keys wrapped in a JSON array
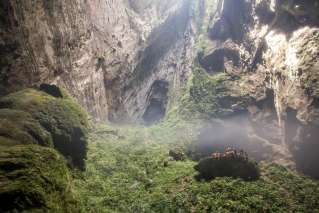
[
  {"x1": 142, "y1": 80, "x2": 169, "y2": 125},
  {"x1": 285, "y1": 107, "x2": 300, "y2": 146},
  {"x1": 199, "y1": 48, "x2": 240, "y2": 74}
]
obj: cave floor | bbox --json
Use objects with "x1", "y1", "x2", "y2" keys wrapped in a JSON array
[{"x1": 73, "y1": 124, "x2": 319, "y2": 213}]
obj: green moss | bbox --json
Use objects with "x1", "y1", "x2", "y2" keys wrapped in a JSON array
[
  {"x1": 194, "y1": 0, "x2": 219, "y2": 60},
  {"x1": 179, "y1": 67, "x2": 251, "y2": 119},
  {"x1": 0, "y1": 88, "x2": 89, "y2": 170},
  {"x1": 0, "y1": 145, "x2": 78, "y2": 212},
  {"x1": 0, "y1": 136, "x2": 20, "y2": 146},
  {"x1": 183, "y1": 68, "x2": 228, "y2": 117},
  {"x1": 0, "y1": 109, "x2": 53, "y2": 147}
]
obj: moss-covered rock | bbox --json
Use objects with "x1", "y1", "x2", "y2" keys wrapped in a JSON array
[
  {"x1": 181, "y1": 67, "x2": 252, "y2": 119},
  {"x1": 0, "y1": 145, "x2": 77, "y2": 213},
  {"x1": 0, "y1": 88, "x2": 89, "y2": 170},
  {"x1": 194, "y1": 154, "x2": 260, "y2": 181},
  {"x1": 169, "y1": 148, "x2": 186, "y2": 161},
  {"x1": 0, "y1": 109, "x2": 53, "y2": 147},
  {"x1": 0, "y1": 136, "x2": 20, "y2": 146}
]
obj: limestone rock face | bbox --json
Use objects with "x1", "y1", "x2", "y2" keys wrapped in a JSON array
[
  {"x1": 0, "y1": 0, "x2": 201, "y2": 123},
  {"x1": 200, "y1": 0, "x2": 319, "y2": 177}
]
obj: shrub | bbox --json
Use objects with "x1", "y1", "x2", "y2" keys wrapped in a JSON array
[{"x1": 169, "y1": 148, "x2": 186, "y2": 161}]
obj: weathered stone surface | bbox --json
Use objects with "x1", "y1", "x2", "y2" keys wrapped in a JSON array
[
  {"x1": 0, "y1": 0, "x2": 202, "y2": 123},
  {"x1": 198, "y1": 0, "x2": 319, "y2": 176}
]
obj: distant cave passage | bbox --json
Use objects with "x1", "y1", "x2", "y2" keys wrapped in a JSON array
[
  {"x1": 143, "y1": 80, "x2": 169, "y2": 125},
  {"x1": 200, "y1": 48, "x2": 240, "y2": 74}
]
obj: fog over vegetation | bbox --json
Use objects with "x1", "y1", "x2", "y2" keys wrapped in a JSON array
[{"x1": 0, "y1": 0, "x2": 319, "y2": 212}]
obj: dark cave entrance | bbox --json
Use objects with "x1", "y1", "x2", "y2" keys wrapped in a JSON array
[
  {"x1": 199, "y1": 48, "x2": 240, "y2": 74},
  {"x1": 285, "y1": 107, "x2": 300, "y2": 146},
  {"x1": 143, "y1": 80, "x2": 169, "y2": 125}
]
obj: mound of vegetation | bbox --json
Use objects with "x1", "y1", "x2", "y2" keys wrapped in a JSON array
[
  {"x1": 73, "y1": 124, "x2": 319, "y2": 213},
  {"x1": 0, "y1": 145, "x2": 77, "y2": 213},
  {"x1": 0, "y1": 85, "x2": 89, "y2": 212},
  {"x1": 0, "y1": 87, "x2": 89, "y2": 169},
  {"x1": 194, "y1": 148, "x2": 260, "y2": 181}
]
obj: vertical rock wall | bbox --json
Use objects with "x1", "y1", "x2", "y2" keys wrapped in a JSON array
[
  {"x1": 0, "y1": 0, "x2": 202, "y2": 122},
  {"x1": 198, "y1": 0, "x2": 319, "y2": 177}
]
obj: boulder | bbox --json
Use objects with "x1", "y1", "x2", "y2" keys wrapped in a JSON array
[
  {"x1": 0, "y1": 88, "x2": 89, "y2": 170},
  {"x1": 169, "y1": 148, "x2": 186, "y2": 161},
  {"x1": 194, "y1": 149, "x2": 260, "y2": 181},
  {"x1": 0, "y1": 145, "x2": 78, "y2": 212}
]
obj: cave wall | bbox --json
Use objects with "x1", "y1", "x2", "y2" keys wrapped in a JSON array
[
  {"x1": 0, "y1": 0, "x2": 201, "y2": 122},
  {"x1": 197, "y1": 0, "x2": 319, "y2": 176}
]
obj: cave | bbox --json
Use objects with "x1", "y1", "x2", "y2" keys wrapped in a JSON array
[
  {"x1": 208, "y1": 0, "x2": 248, "y2": 41},
  {"x1": 252, "y1": 89, "x2": 281, "y2": 144},
  {"x1": 142, "y1": 80, "x2": 169, "y2": 125},
  {"x1": 294, "y1": 126, "x2": 319, "y2": 179},
  {"x1": 285, "y1": 107, "x2": 300, "y2": 146}
]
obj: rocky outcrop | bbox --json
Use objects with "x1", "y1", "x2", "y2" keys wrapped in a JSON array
[
  {"x1": 0, "y1": 86, "x2": 89, "y2": 212},
  {"x1": 0, "y1": 0, "x2": 202, "y2": 123},
  {"x1": 0, "y1": 87, "x2": 89, "y2": 170},
  {"x1": 194, "y1": 0, "x2": 319, "y2": 177},
  {"x1": 194, "y1": 148, "x2": 260, "y2": 181},
  {"x1": 0, "y1": 145, "x2": 77, "y2": 212}
]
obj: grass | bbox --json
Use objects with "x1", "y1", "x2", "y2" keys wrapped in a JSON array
[{"x1": 73, "y1": 123, "x2": 319, "y2": 213}]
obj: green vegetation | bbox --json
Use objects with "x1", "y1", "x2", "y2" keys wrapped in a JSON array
[
  {"x1": 176, "y1": 67, "x2": 250, "y2": 119},
  {"x1": 194, "y1": 157, "x2": 260, "y2": 181},
  {"x1": 73, "y1": 124, "x2": 319, "y2": 213},
  {"x1": 194, "y1": 0, "x2": 218, "y2": 55},
  {"x1": 0, "y1": 86, "x2": 90, "y2": 212},
  {"x1": 0, "y1": 109, "x2": 53, "y2": 147},
  {"x1": 189, "y1": 68, "x2": 230, "y2": 117},
  {"x1": 0, "y1": 145, "x2": 77, "y2": 213},
  {"x1": 0, "y1": 88, "x2": 89, "y2": 169}
]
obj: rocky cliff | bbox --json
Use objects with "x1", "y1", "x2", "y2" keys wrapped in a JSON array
[
  {"x1": 0, "y1": 0, "x2": 202, "y2": 123},
  {"x1": 190, "y1": 0, "x2": 319, "y2": 177}
]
